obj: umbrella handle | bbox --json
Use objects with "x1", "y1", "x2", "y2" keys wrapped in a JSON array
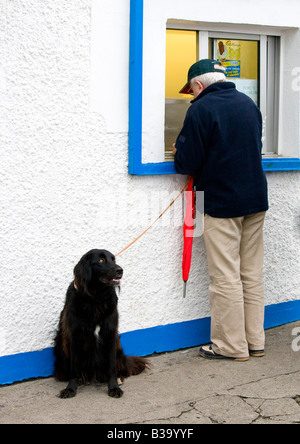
[{"x1": 183, "y1": 281, "x2": 187, "y2": 298}]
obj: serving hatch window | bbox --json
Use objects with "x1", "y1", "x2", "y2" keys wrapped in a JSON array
[{"x1": 165, "y1": 27, "x2": 280, "y2": 159}]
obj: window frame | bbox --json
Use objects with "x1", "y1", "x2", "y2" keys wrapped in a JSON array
[{"x1": 128, "y1": 0, "x2": 300, "y2": 175}]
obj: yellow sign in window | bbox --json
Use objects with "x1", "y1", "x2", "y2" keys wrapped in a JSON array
[
  {"x1": 214, "y1": 39, "x2": 259, "y2": 105},
  {"x1": 216, "y1": 39, "x2": 258, "y2": 79}
]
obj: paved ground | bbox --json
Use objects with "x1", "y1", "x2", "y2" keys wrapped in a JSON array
[{"x1": 0, "y1": 321, "x2": 299, "y2": 424}]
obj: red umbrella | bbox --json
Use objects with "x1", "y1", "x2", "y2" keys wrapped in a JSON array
[{"x1": 182, "y1": 176, "x2": 196, "y2": 298}]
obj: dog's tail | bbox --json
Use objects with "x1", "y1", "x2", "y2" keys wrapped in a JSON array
[
  {"x1": 126, "y1": 355, "x2": 150, "y2": 376},
  {"x1": 117, "y1": 353, "x2": 150, "y2": 378}
]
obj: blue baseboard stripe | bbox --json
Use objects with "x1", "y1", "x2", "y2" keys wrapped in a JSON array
[
  {"x1": 264, "y1": 300, "x2": 300, "y2": 329},
  {"x1": 1, "y1": 300, "x2": 299, "y2": 385},
  {"x1": 0, "y1": 348, "x2": 55, "y2": 386}
]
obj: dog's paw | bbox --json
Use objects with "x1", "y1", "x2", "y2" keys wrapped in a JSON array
[
  {"x1": 59, "y1": 388, "x2": 77, "y2": 399},
  {"x1": 108, "y1": 386, "x2": 123, "y2": 398}
]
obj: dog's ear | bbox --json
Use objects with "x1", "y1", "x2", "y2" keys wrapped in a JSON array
[{"x1": 74, "y1": 253, "x2": 92, "y2": 294}]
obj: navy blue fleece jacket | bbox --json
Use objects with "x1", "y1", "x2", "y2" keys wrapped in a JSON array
[{"x1": 174, "y1": 82, "x2": 268, "y2": 218}]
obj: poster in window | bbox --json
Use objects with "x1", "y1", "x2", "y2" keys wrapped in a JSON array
[{"x1": 217, "y1": 40, "x2": 241, "y2": 78}]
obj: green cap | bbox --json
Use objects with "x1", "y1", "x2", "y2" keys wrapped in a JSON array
[{"x1": 179, "y1": 59, "x2": 225, "y2": 94}]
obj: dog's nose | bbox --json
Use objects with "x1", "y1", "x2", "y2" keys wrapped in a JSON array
[{"x1": 116, "y1": 266, "x2": 123, "y2": 278}]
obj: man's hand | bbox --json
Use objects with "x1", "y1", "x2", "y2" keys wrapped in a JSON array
[{"x1": 172, "y1": 143, "x2": 177, "y2": 156}]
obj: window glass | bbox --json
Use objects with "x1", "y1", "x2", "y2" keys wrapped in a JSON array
[
  {"x1": 165, "y1": 30, "x2": 197, "y2": 158},
  {"x1": 210, "y1": 39, "x2": 259, "y2": 105},
  {"x1": 164, "y1": 28, "x2": 279, "y2": 165},
  {"x1": 209, "y1": 39, "x2": 259, "y2": 105}
]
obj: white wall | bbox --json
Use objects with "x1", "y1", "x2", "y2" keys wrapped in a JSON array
[{"x1": 0, "y1": 0, "x2": 299, "y2": 358}]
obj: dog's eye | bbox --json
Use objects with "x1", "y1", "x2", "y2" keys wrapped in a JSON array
[{"x1": 99, "y1": 259, "x2": 105, "y2": 263}]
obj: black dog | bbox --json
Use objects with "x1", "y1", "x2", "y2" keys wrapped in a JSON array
[{"x1": 54, "y1": 249, "x2": 149, "y2": 399}]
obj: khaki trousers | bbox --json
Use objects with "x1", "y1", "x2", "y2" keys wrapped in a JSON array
[{"x1": 203, "y1": 212, "x2": 266, "y2": 358}]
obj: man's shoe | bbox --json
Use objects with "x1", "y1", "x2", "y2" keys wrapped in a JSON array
[
  {"x1": 199, "y1": 345, "x2": 249, "y2": 362},
  {"x1": 249, "y1": 349, "x2": 265, "y2": 357}
]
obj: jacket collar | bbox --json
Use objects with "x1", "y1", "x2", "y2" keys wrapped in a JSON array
[{"x1": 191, "y1": 81, "x2": 236, "y2": 104}]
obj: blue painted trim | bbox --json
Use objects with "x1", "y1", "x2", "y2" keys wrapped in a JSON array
[
  {"x1": 0, "y1": 348, "x2": 55, "y2": 386},
  {"x1": 120, "y1": 317, "x2": 211, "y2": 356},
  {"x1": 262, "y1": 157, "x2": 300, "y2": 172},
  {"x1": 1, "y1": 300, "x2": 299, "y2": 385},
  {"x1": 128, "y1": 3, "x2": 300, "y2": 176},
  {"x1": 128, "y1": 0, "x2": 144, "y2": 175},
  {"x1": 133, "y1": 161, "x2": 177, "y2": 176},
  {"x1": 129, "y1": 158, "x2": 300, "y2": 176},
  {"x1": 264, "y1": 300, "x2": 300, "y2": 329}
]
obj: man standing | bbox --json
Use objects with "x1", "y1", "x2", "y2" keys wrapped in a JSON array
[{"x1": 174, "y1": 59, "x2": 268, "y2": 361}]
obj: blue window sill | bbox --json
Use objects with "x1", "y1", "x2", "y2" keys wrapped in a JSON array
[
  {"x1": 261, "y1": 157, "x2": 300, "y2": 171},
  {"x1": 128, "y1": 158, "x2": 300, "y2": 176}
]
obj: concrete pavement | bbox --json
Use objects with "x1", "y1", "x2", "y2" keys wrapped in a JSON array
[{"x1": 0, "y1": 321, "x2": 299, "y2": 424}]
